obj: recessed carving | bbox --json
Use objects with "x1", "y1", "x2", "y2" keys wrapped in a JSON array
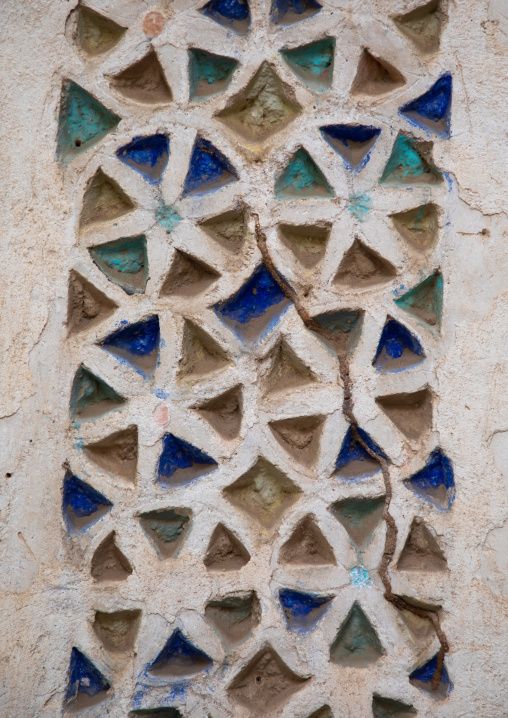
[
  {"x1": 204, "y1": 523, "x2": 250, "y2": 571},
  {"x1": 70, "y1": 365, "x2": 126, "y2": 421},
  {"x1": 91, "y1": 531, "x2": 133, "y2": 582},
  {"x1": 279, "y1": 588, "x2": 333, "y2": 632},
  {"x1": 372, "y1": 694, "x2": 416, "y2": 717},
  {"x1": 320, "y1": 124, "x2": 381, "y2": 171},
  {"x1": 99, "y1": 315, "x2": 160, "y2": 377},
  {"x1": 67, "y1": 271, "x2": 117, "y2": 335},
  {"x1": 380, "y1": 134, "x2": 442, "y2": 186},
  {"x1": 279, "y1": 514, "x2": 336, "y2": 566},
  {"x1": 376, "y1": 388, "x2": 432, "y2": 441},
  {"x1": 270, "y1": 0, "x2": 322, "y2": 25},
  {"x1": 149, "y1": 629, "x2": 212, "y2": 678},
  {"x1": 263, "y1": 340, "x2": 317, "y2": 396},
  {"x1": 394, "y1": 272, "x2": 443, "y2": 330},
  {"x1": 189, "y1": 48, "x2": 238, "y2": 101},
  {"x1": 79, "y1": 169, "x2": 134, "y2": 231},
  {"x1": 194, "y1": 385, "x2": 242, "y2": 440},
  {"x1": 89, "y1": 235, "x2": 148, "y2": 295},
  {"x1": 205, "y1": 591, "x2": 260, "y2": 645},
  {"x1": 157, "y1": 433, "x2": 217, "y2": 487},
  {"x1": 334, "y1": 238, "x2": 396, "y2": 288},
  {"x1": 65, "y1": 647, "x2": 110, "y2": 710},
  {"x1": 200, "y1": 0, "x2": 250, "y2": 34},
  {"x1": 199, "y1": 207, "x2": 248, "y2": 252},
  {"x1": 373, "y1": 318, "x2": 425, "y2": 373},
  {"x1": 178, "y1": 320, "x2": 231, "y2": 381},
  {"x1": 393, "y1": 0, "x2": 446, "y2": 54},
  {"x1": 351, "y1": 49, "x2": 405, "y2": 96},
  {"x1": 335, "y1": 426, "x2": 387, "y2": 480},
  {"x1": 330, "y1": 496, "x2": 385, "y2": 550},
  {"x1": 183, "y1": 136, "x2": 238, "y2": 196},
  {"x1": 139, "y1": 508, "x2": 192, "y2": 559},
  {"x1": 116, "y1": 134, "x2": 169, "y2": 184},
  {"x1": 409, "y1": 653, "x2": 453, "y2": 698},
  {"x1": 281, "y1": 38, "x2": 335, "y2": 92},
  {"x1": 400, "y1": 73, "x2": 452, "y2": 138},
  {"x1": 160, "y1": 250, "x2": 220, "y2": 297},
  {"x1": 390, "y1": 203, "x2": 439, "y2": 252},
  {"x1": 330, "y1": 602, "x2": 384, "y2": 667},
  {"x1": 93, "y1": 609, "x2": 141, "y2": 653},
  {"x1": 404, "y1": 448, "x2": 455, "y2": 510},
  {"x1": 278, "y1": 222, "x2": 330, "y2": 268},
  {"x1": 398, "y1": 517, "x2": 447, "y2": 572},
  {"x1": 84, "y1": 425, "x2": 138, "y2": 483},
  {"x1": 71, "y1": 5, "x2": 126, "y2": 57},
  {"x1": 62, "y1": 471, "x2": 113, "y2": 533},
  {"x1": 269, "y1": 415, "x2": 324, "y2": 467},
  {"x1": 275, "y1": 147, "x2": 333, "y2": 199},
  {"x1": 110, "y1": 49, "x2": 172, "y2": 105}
]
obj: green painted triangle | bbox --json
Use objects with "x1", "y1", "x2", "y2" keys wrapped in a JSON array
[
  {"x1": 395, "y1": 271, "x2": 443, "y2": 329},
  {"x1": 379, "y1": 134, "x2": 441, "y2": 185},
  {"x1": 57, "y1": 80, "x2": 121, "y2": 163},
  {"x1": 189, "y1": 48, "x2": 238, "y2": 101},
  {"x1": 70, "y1": 366, "x2": 126, "y2": 420},
  {"x1": 281, "y1": 37, "x2": 335, "y2": 92},
  {"x1": 330, "y1": 602, "x2": 384, "y2": 667},
  {"x1": 275, "y1": 147, "x2": 333, "y2": 199}
]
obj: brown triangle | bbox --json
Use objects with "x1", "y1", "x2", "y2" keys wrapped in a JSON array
[
  {"x1": 91, "y1": 531, "x2": 133, "y2": 582},
  {"x1": 93, "y1": 609, "x2": 141, "y2": 653},
  {"x1": 67, "y1": 270, "x2": 117, "y2": 334},
  {"x1": 204, "y1": 523, "x2": 250, "y2": 571},
  {"x1": 73, "y1": 5, "x2": 126, "y2": 57},
  {"x1": 308, "y1": 708, "x2": 334, "y2": 718},
  {"x1": 269, "y1": 415, "x2": 324, "y2": 468},
  {"x1": 390, "y1": 203, "x2": 439, "y2": 251},
  {"x1": 278, "y1": 223, "x2": 330, "y2": 268},
  {"x1": 264, "y1": 340, "x2": 317, "y2": 397},
  {"x1": 279, "y1": 515, "x2": 336, "y2": 566},
  {"x1": 334, "y1": 238, "x2": 396, "y2": 288},
  {"x1": 177, "y1": 320, "x2": 231, "y2": 381},
  {"x1": 398, "y1": 595, "x2": 441, "y2": 642},
  {"x1": 84, "y1": 425, "x2": 138, "y2": 482},
  {"x1": 205, "y1": 591, "x2": 260, "y2": 645},
  {"x1": 195, "y1": 385, "x2": 242, "y2": 440},
  {"x1": 110, "y1": 48, "x2": 172, "y2": 104},
  {"x1": 79, "y1": 169, "x2": 134, "y2": 230},
  {"x1": 160, "y1": 249, "x2": 220, "y2": 297},
  {"x1": 376, "y1": 388, "x2": 432, "y2": 441},
  {"x1": 393, "y1": 0, "x2": 445, "y2": 54},
  {"x1": 351, "y1": 49, "x2": 405, "y2": 96},
  {"x1": 397, "y1": 517, "x2": 447, "y2": 572},
  {"x1": 199, "y1": 207, "x2": 248, "y2": 253}
]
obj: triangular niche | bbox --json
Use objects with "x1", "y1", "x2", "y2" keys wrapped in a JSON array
[
  {"x1": 157, "y1": 433, "x2": 217, "y2": 488},
  {"x1": 56, "y1": 80, "x2": 120, "y2": 163},
  {"x1": 279, "y1": 588, "x2": 333, "y2": 633},
  {"x1": 320, "y1": 124, "x2": 381, "y2": 172},
  {"x1": 281, "y1": 37, "x2": 335, "y2": 92},
  {"x1": 279, "y1": 514, "x2": 336, "y2": 566},
  {"x1": 263, "y1": 339, "x2": 317, "y2": 396},
  {"x1": 390, "y1": 203, "x2": 439, "y2": 252},
  {"x1": 89, "y1": 235, "x2": 148, "y2": 295},
  {"x1": 278, "y1": 222, "x2": 330, "y2": 268},
  {"x1": 393, "y1": 0, "x2": 446, "y2": 55},
  {"x1": 270, "y1": 0, "x2": 322, "y2": 25},
  {"x1": 183, "y1": 135, "x2": 238, "y2": 196},
  {"x1": 216, "y1": 62, "x2": 301, "y2": 146},
  {"x1": 275, "y1": 147, "x2": 333, "y2": 199},
  {"x1": 189, "y1": 48, "x2": 238, "y2": 101},
  {"x1": 329, "y1": 496, "x2": 385, "y2": 551},
  {"x1": 372, "y1": 694, "x2": 416, "y2": 717},
  {"x1": 405, "y1": 448, "x2": 455, "y2": 511},
  {"x1": 379, "y1": 134, "x2": 442, "y2": 186},
  {"x1": 99, "y1": 315, "x2": 160, "y2": 377},
  {"x1": 70, "y1": 365, "x2": 126, "y2": 421},
  {"x1": 67, "y1": 270, "x2": 117, "y2": 335},
  {"x1": 400, "y1": 73, "x2": 452, "y2": 138},
  {"x1": 177, "y1": 319, "x2": 231, "y2": 381},
  {"x1": 116, "y1": 134, "x2": 169, "y2": 184},
  {"x1": 351, "y1": 49, "x2": 405, "y2": 97},
  {"x1": 335, "y1": 425, "x2": 387, "y2": 480},
  {"x1": 65, "y1": 647, "x2": 110, "y2": 709},
  {"x1": 62, "y1": 471, "x2": 112, "y2": 533},
  {"x1": 200, "y1": 0, "x2": 250, "y2": 34},
  {"x1": 312, "y1": 309, "x2": 364, "y2": 356},
  {"x1": 160, "y1": 250, "x2": 220, "y2": 297},
  {"x1": 409, "y1": 652, "x2": 453, "y2": 698},
  {"x1": 204, "y1": 523, "x2": 250, "y2": 571},
  {"x1": 71, "y1": 5, "x2": 126, "y2": 57},
  {"x1": 199, "y1": 206, "x2": 249, "y2": 253},
  {"x1": 205, "y1": 591, "x2": 260, "y2": 645},
  {"x1": 110, "y1": 49, "x2": 172, "y2": 105},
  {"x1": 376, "y1": 387, "x2": 432, "y2": 441},
  {"x1": 373, "y1": 318, "x2": 425, "y2": 373},
  {"x1": 130, "y1": 709, "x2": 182, "y2": 718},
  {"x1": 397, "y1": 517, "x2": 447, "y2": 572},
  {"x1": 79, "y1": 169, "x2": 134, "y2": 231},
  {"x1": 84, "y1": 425, "x2": 138, "y2": 482},
  {"x1": 394, "y1": 272, "x2": 443, "y2": 330},
  {"x1": 330, "y1": 602, "x2": 385, "y2": 667},
  {"x1": 307, "y1": 707, "x2": 333, "y2": 718},
  {"x1": 91, "y1": 531, "x2": 133, "y2": 582},
  {"x1": 149, "y1": 629, "x2": 212, "y2": 678},
  {"x1": 194, "y1": 385, "x2": 242, "y2": 440},
  {"x1": 269, "y1": 415, "x2": 324, "y2": 468},
  {"x1": 94, "y1": 609, "x2": 141, "y2": 653},
  {"x1": 139, "y1": 507, "x2": 192, "y2": 559},
  {"x1": 333, "y1": 238, "x2": 396, "y2": 288}
]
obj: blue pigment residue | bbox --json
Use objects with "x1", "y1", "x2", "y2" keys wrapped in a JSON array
[
  {"x1": 275, "y1": 147, "x2": 333, "y2": 198},
  {"x1": 373, "y1": 319, "x2": 425, "y2": 373},
  {"x1": 101, "y1": 315, "x2": 160, "y2": 377},
  {"x1": 400, "y1": 73, "x2": 452, "y2": 139},
  {"x1": 157, "y1": 434, "x2": 217, "y2": 487},
  {"x1": 65, "y1": 647, "x2": 110, "y2": 704},
  {"x1": 56, "y1": 80, "x2": 120, "y2": 163},
  {"x1": 188, "y1": 48, "x2": 238, "y2": 100},
  {"x1": 279, "y1": 588, "x2": 332, "y2": 633},
  {"x1": 116, "y1": 134, "x2": 169, "y2": 184},
  {"x1": 70, "y1": 365, "x2": 126, "y2": 421},
  {"x1": 336, "y1": 425, "x2": 387, "y2": 477},
  {"x1": 90, "y1": 235, "x2": 148, "y2": 295},
  {"x1": 200, "y1": 0, "x2": 250, "y2": 33},
  {"x1": 280, "y1": 37, "x2": 334, "y2": 92},
  {"x1": 405, "y1": 448, "x2": 455, "y2": 511},
  {"x1": 149, "y1": 629, "x2": 213, "y2": 677},
  {"x1": 320, "y1": 124, "x2": 381, "y2": 171},
  {"x1": 62, "y1": 471, "x2": 112, "y2": 533},
  {"x1": 183, "y1": 136, "x2": 238, "y2": 196},
  {"x1": 271, "y1": 0, "x2": 322, "y2": 24},
  {"x1": 156, "y1": 205, "x2": 181, "y2": 233},
  {"x1": 349, "y1": 193, "x2": 372, "y2": 222},
  {"x1": 409, "y1": 653, "x2": 453, "y2": 697},
  {"x1": 350, "y1": 566, "x2": 371, "y2": 588}
]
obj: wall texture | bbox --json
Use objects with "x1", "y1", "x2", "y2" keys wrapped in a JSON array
[{"x1": 2, "y1": 0, "x2": 508, "y2": 716}]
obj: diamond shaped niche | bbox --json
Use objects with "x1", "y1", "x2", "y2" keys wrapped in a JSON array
[
  {"x1": 216, "y1": 62, "x2": 301, "y2": 146},
  {"x1": 224, "y1": 457, "x2": 301, "y2": 529}
]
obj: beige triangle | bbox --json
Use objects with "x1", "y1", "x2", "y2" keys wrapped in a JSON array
[
  {"x1": 199, "y1": 207, "x2": 248, "y2": 252},
  {"x1": 91, "y1": 531, "x2": 133, "y2": 582},
  {"x1": 93, "y1": 609, "x2": 140, "y2": 653},
  {"x1": 110, "y1": 48, "x2": 172, "y2": 104},
  {"x1": 160, "y1": 250, "x2": 220, "y2": 297},
  {"x1": 264, "y1": 340, "x2": 317, "y2": 397},
  {"x1": 390, "y1": 203, "x2": 439, "y2": 252},
  {"x1": 279, "y1": 515, "x2": 336, "y2": 566},
  {"x1": 73, "y1": 5, "x2": 126, "y2": 57},
  {"x1": 79, "y1": 169, "x2": 134, "y2": 230},
  {"x1": 393, "y1": 0, "x2": 444, "y2": 54},
  {"x1": 376, "y1": 388, "x2": 432, "y2": 441},
  {"x1": 334, "y1": 238, "x2": 396, "y2": 288},
  {"x1": 269, "y1": 415, "x2": 324, "y2": 468},
  {"x1": 178, "y1": 320, "x2": 231, "y2": 381},
  {"x1": 204, "y1": 524, "x2": 250, "y2": 571},
  {"x1": 351, "y1": 49, "x2": 405, "y2": 96},
  {"x1": 84, "y1": 425, "x2": 138, "y2": 482},
  {"x1": 67, "y1": 270, "x2": 117, "y2": 334},
  {"x1": 397, "y1": 517, "x2": 447, "y2": 572},
  {"x1": 278, "y1": 223, "x2": 330, "y2": 269},
  {"x1": 195, "y1": 385, "x2": 242, "y2": 440}
]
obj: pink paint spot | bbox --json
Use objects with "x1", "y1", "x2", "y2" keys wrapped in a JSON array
[
  {"x1": 143, "y1": 11, "x2": 166, "y2": 38},
  {"x1": 154, "y1": 402, "x2": 169, "y2": 426}
]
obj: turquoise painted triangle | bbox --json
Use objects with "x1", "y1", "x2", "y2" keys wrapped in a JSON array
[
  {"x1": 70, "y1": 366, "x2": 126, "y2": 421},
  {"x1": 281, "y1": 37, "x2": 335, "y2": 92},
  {"x1": 379, "y1": 134, "x2": 441, "y2": 185},
  {"x1": 189, "y1": 48, "x2": 238, "y2": 101},
  {"x1": 57, "y1": 80, "x2": 120, "y2": 163},
  {"x1": 330, "y1": 602, "x2": 384, "y2": 667},
  {"x1": 90, "y1": 235, "x2": 148, "y2": 295},
  {"x1": 275, "y1": 147, "x2": 333, "y2": 199},
  {"x1": 395, "y1": 272, "x2": 443, "y2": 330}
]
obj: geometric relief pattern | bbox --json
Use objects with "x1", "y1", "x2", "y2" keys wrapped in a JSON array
[{"x1": 61, "y1": 0, "x2": 454, "y2": 715}]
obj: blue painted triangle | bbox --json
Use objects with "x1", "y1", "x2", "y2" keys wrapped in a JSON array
[
  {"x1": 373, "y1": 318, "x2": 425, "y2": 373},
  {"x1": 400, "y1": 73, "x2": 452, "y2": 138},
  {"x1": 271, "y1": 0, "x2": 322, "y2": 25},
  {"x1": 320, "y1": 124, "x2": 381, "y2": 171},
  {"x1": 65, "y1": 647, "x2": 110, "y2": 704},
  {"x1": 62, "y1": 471, "x2": 113, "y2": 533},
  {"x1": 275, "y1": 147, "x2": 333, "y2": 199},
  {"x1": 183, "y1": 136, "x2": 238, "y2": 196},
  {"x1": 70, "y1": 366, "x2": 126, "y2": 420},
  {"x1": 157, "y1": 434, "x2": 217, "y2": 487},
  {"x1": 57, "y1": 80, "x2": 120, "y2": 163},
  {"x1": 336, "y1": 426, "x2": 387, "y2": 479},
  {"x1": 279, "y1": 588, "x2": 333, "y2": 632},
  {"x1": 405, "y1": 448, "x2": 455, "y2": 511},
  {"x1": 101, "y1": 315, "x2": 160, "y2": 377},
  {"x1": 90, "y1": 235, "x2": 148, "y2": 295},
  {"x1": 200, "y1": 0, "x2": 250, "y2": 33},
  {"x1": 189, "y1": 48, "x2": 238, "y2": 101},
  {"x1": 116, "y1": 134, "x2": 169, "y2": 184},
  {"x1": 281, "y1": 37, "x2": 335, "y2": 92},
  {"x1": 409, "y1": 652, "x2": 453, "y2": 697},
  {"x1": 150, "y1": 629, "x2": 213, "y2": 676}
]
